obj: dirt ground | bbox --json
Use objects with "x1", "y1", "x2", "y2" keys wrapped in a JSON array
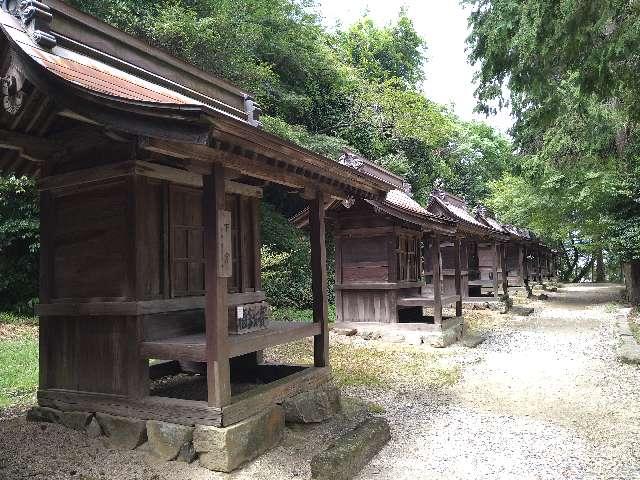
[
  {"x1": 0, "y1": 284, "x2": 638, "y2": 480},
  {"x1": 358, "y1": 283, "x2": 640, "y2": 480}
]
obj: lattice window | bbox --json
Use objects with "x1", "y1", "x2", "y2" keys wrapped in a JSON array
[
  {"x1": 397, "y1": 234, "x2": 420, "y2": 282},
  {"x1": 170, "y1": 185, "x2": 205, "y2": 297}
]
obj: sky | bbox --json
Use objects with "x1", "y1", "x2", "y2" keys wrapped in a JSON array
[{"x1": 316, "y1": 0, "x2": 514, "y2": 134}]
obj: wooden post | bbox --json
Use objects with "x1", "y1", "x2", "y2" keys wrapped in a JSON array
[
  {"x1": 431, "y1": 233, "x2": 442, "y2": 324},
  {"x1": 335, "y1": 234, "x2": 343, "y2": 323},
  {"x1": 204, "y1": 166, "x2": 231, "y2": 408},
  {"x1": 493, "y1": 241, "x2": 499, "y2": 299},
  {"x1": 518, "y1": 244, "x2": 525, "y2": 286},
  {"x1": 310, "y1": 191, "x2": 329, "y2": 368},
  {"x1": 454, "y1": 235, "x2": 462, "y2": 317},
  {"x1": 501, "y1": 244, "x2": 509, "y2": 297}
]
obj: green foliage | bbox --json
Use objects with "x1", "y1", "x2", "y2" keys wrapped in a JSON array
[
  {"x1": 260, "y1": 203, "x2": 335, "y2": 308},
  {"x1": 0, "y1": 1, "x2": 517, "y2": 311},
  {"x1": 466, "y1": 0, "x2": 640, "y2": 278},
  {"x1": 0, "y1": 177, "x2": 39, "y2": 311},
  {"x1": 336, "y1": 10, "x2": 427, "y2": 88},
  {"x1": 269, "y1": 304, "x2": 336, "y2": 322}
]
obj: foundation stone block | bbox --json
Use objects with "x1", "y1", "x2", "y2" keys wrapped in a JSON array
[
  {"x1": 27, "y1": 406, "x2": 61, "y2": 424},
  {"x1": 96, "y1": 413, "x2": 147, "y2": 450},
  {"x1": 146, "y1": 420, "x2": 194, "y2": 461},
  {"x1": 310, "y1": 416, "x2": 391, "y2": 480},
  {"x1": 282, "y1": 384, "x2": 341, "y2": 424},
  {"x1": 60, "y1": 411, "x2": 93, "y2": 432},
  {"x1": 86, "y1": 417, "x2": 103, "y2": 438},
  {"x1": 194, "y1": 405, "x2": 284, "y2": 472}
]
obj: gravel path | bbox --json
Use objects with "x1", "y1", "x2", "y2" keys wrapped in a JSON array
[
  {"x1": 1, "y1": 283, "x2": 638, "y2": 479},
  {"x1": 358, "y1": 283, "x2": 640, "y2": 480}
]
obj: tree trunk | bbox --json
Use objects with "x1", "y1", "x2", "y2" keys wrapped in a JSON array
[
  {"x1": 622, "y1": 261, "x2": 640, "y2": 305},
  {"x1": 595, "y1": 250, "x2": 605, "y2": 282},
  {"x1": 572, "y1": 257, "x2": 595, "y2": 283}
]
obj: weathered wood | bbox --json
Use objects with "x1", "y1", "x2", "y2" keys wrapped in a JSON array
[
  {"x1": 454, "y1": 236, "x2": 463, "y2": 317},
  {"x1": 0, "y1": 128, "x2": 64, "y2": 163},
  {"x1": 38, "y1": 161, "x2": 136, "y2": 191},
  {"x1": 221, "y1": 367, "x2": 331, "y2": 427},
  {"x1": 310, "y1": 191, "x2": 329, "y2": 368},
  {"x1": 38, "y1": 389, "x2": 222, "y2": 426},
  {"x1": 501, "y1": 244, "x2": 509, "y2": 297},
  {"x1": 397, "y1": 294, "x2": 460, "y2": 307},
  {"x1": 431, "y1": 233, "x2": 442, "y2": 324},
  {"x1": 493, "y1": 241, "x2": 499, "y2": 299},
  {"x1": 226, "y1": 180, "x2": 263, "y2": 198},
  {"x1": 139, "y1": 321, "x2": 321, "y2": 362},
  {"x1": 203, "y1": 167, "x2": 231, "y2": 408},
  {"x1": 36, "y1": 292, "x2": 266, "y2": 316},
  {"x1": 251, "y1": 197, "x2": 262, "y2": 291}
]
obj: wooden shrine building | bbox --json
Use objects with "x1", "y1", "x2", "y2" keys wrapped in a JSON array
[
  {"x1": 293, "y1": 152, "x2": 464, "y2": 345},
  {"x1": 0, "y1": 0, "x2": 392, "y2": 436},
  {"x1": 427, "y1": 191, "x2": 508, "y2": 300}
]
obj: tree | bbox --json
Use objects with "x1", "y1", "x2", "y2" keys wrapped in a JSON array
[
  {"x1": 335, "y1": 10, "x2": 427, "y2": 89},
  {"x1": 466, "y1": 0, "x2": 640, "y2": 287}
]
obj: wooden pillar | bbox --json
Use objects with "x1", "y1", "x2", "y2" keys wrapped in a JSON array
[
  {"x1": 493, "y1": 240, "x2": 499, "y2": 299},
  {"x1": 518, "y1": 244, "x2": 525, "y2": 285},
  {"x1": 431, "y1": 233, "x2": 442, "y2": 324},
  {"x1": 501, "y1": 243, "x2": 509, "y2": 297},
  {"x1": 204, "y1": 166, "x2": 231, "y2": 408},
  {"x1": 334, "y1": 234, "x2": 343, "y2": 323},
  {"x1": 310, "y1": 191, "x2": 329, "y2": 368},
  {"x1": 454, "y1": 235, "x2": 462, "y2": 317}
]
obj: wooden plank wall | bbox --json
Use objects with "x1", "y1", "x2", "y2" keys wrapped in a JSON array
[{"x1": 340, "y1": 289, "x2": 397, "y2": 323}]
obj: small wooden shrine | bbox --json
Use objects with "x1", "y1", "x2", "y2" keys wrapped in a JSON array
[
  {"x1": 293, "y1": 152, "x2": 463, "y2": 343},
  {"x1": 0, "y1": 0, "x2": 391, "y2": 438},
  {"x1": 427, "y1": 191, "x2": 507, "y2": 300}
]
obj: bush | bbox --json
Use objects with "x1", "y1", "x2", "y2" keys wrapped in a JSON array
[
  {"x1": 0, "y1": 176, "x2": 39, "y2": 312},
  {"x1": 261, "y1": 202, "x2": 335, "y2": 309}
]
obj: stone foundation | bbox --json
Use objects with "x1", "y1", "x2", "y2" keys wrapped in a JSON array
[
  {"x1": 26, "y1": 380, "x2": 343, "y2": 473},
  {"x1": 332, "y1": 317, "x2": 464, "y2": 348}
]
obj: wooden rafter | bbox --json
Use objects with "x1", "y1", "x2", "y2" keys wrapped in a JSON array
[{"x1": 0, "y1": 128, "x2": 65, "y2": 163}]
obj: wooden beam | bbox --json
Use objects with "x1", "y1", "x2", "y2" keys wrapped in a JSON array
[
  {"x1": 454, "y1": 236, "x2": 462, "y2": 317},
  {"x1": 310, "y1": 191, "x2": 329, "y2": 368},
  {"x1": 431, "y1": 233, "x2": 443, "y2": 324},
  {"x1": 0, "y1": 129, "x2": 65, "y2": 163},
  {"x1": 139, "y1": 137, "x2": 369, "y2": 200},
  {"x1": 203, "y1": 166, "x2": 231, "y2": 408},
  {"x1": 38, "y1": 161, "x2": 136, "y2": 191},
  {"x1": 225, "y1": 180, "x2": 263, "y2": 198}
]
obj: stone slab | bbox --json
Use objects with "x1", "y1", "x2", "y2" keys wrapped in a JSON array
[
  {"x1": 333, "y1": 327, "x2": 357, "y2": 336},
  {"x1": 86, "y1": 417, "x2": 103, "y2": 438},
  {"x1": 27, "y1": 406, "x2": 61, "y2": 424},
  {"x1": 511, "y1": 306, "x2": 534, "y2": 316},
  {"x1": 146, "y1": 420, "x2": 194, "y2": 461},
  {"x1": 96, "y1": 413, "x2": 147, "y2": 450},
  {"x1": 618, "y1": 338, "x2": 640, "y2": 364},
  {"x1": 282, "y1": 384, "x2": 341, "y2": 424},
  {"x1": 60, "y1": 411, "x2": 93, "y2": 432},
  {"x1": 310, "y1": 417, "x2": 391, "y2": 480},
  {"x1": 462, "y1": 335, "x2": 486, "y2": 348},
  {"x1": 177, "y1": 442, "x2": 198, "y2": 463},
  {"x1": 194, "y1": 405, "x2": 284, "y2": 472}
]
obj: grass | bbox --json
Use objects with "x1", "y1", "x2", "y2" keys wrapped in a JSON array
[
  {"x1": 605, "y1": 302, "x2": 621, "y2": 313},
  {"x1": 266, "y1": 338, "x2": 461, "y2": 390},
  {"x1": 0, "y1": 312, "x2": 39, "y2": 407},
  {"x1": 270, "y1": 304, "x2": 336, "y2": 323}
]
